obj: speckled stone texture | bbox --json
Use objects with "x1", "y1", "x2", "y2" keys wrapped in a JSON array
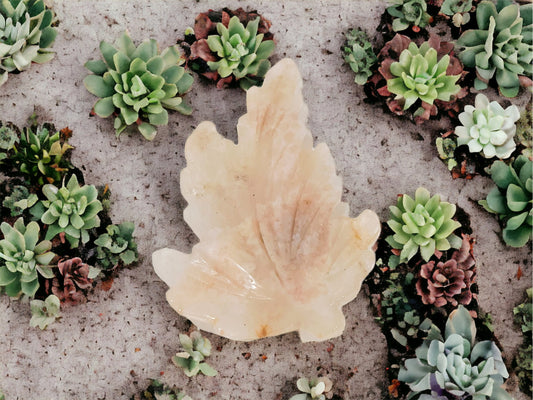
[{"x1": 0, "y1": 1, "x2": 530, "y2": 399}]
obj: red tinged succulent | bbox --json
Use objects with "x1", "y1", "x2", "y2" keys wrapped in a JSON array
[
  {"x1": 48, "y1": 258, "x2": 94, "y2": 305},
  {"x1": 416, "y1": 235, "x2": 476, "y2": 307}
]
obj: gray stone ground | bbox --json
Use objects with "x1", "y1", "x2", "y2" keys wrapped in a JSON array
[{"x1": 0, "y1": 1, "x2": 531, "y2": 399}]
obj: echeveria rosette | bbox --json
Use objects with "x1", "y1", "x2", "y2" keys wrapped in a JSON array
[
  {"x1": 0, "y1": 0, "x2": 57, "y2": 86},
  {"x1": 94, "y1": 222, "x2": 138, "y2": 270},
  {"x1": 289, "y1": 377, "x2": 334, "y2": 400},
  {"x1": 457, "y1": 0, "x2": 533, "y2": 97},
  {"x1": 35, "y1": 174, "x2": 103, "y2": 248},
  {"x1": 387, "y1": 41, "x2": 462, "y2": 112},
  {"x1": 455, "y1": 94, "x2": 519, "y2": 159},
  {"x1": 387, "y1": 0, "x2": 431, "y2": 32},
  {"x1": 0, "y1": 217, "x2": 55, "y2": 297},
  {"x1": 84, "y1": 31, "x2": 194, "y2": 140},
  {"x1": 386, "y1": 187, "x2": 462, "y2": 263},
  {"x1": 206, "y1": 16, "x2": 275, "y2": 90},
  {"x1": 399, "y1": 306, "x2": 512, "y2": 400},
  {"x1": 172, "y1": 331, "x2": 217, "y2": 377},
  {"x1": 30, "y1": 294, "x2": 60, "y2": 329},
  {"x1": 342, "y1": 28, "x2": 377, "y2": 85},
  {"x1": 440, "y1": 0, "x2": 473, "y2": 27},
  {"x1": 479, "y1": 155, "x2": 532, "y2": 247}
]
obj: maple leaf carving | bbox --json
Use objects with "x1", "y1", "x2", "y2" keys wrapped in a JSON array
[{"x1": 153, "y1": 59, "x2": 380, "y2": 342}]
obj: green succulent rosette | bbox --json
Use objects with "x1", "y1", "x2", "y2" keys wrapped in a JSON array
[
  {"x1": 457, "y1": 0, "x2": 533, "y2": 97},
  {"x1": 479, "y1": 155, "x2": 532, "y2": 247},
  {"x1": 84, "y1": 31, "x2": 194, "y2": 140},
  {"x1": 206, "y1": 15, "x2": 275, "y2": 90},
  {"x1": 387, "y1": 0, "x2": 431, "y2": 32},
  {"x1": 33, "y1": 174, "x2": 103, "y2": 248},
  {"x1": 387, "y1": 41, "x2": 461, "y2": 111},
  {"x1": 94, "y1": 221, "x2": 138, "y2": 270},
  {"x1": 386, "y1": 187, "x2": 462, "y2": 263},
  {"x1": 342, "y1": 28, "x2": 377, "y2": 85},
  {"x1": 0, "y1": 0, "x2": 57, "y2": 86},
  {"x1": 0, "y1": 217, "x2": 55, "y2": 297}
]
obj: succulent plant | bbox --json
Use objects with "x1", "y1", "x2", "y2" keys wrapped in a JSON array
[
  {"x1": 399, "y1": 305, "x2": 512, "y2": 400},
  {"x1": 440, "y1": 0, "x2": 473, "y2": 27},
  {"x1": 30, "y1": 294, "x2": 60, "y2": 329},
  {"x1": 204, "y1": 15, "x2": 275, "y2": 90},
  {"x1": 84, "y1": 31, "x2": 194, "y2": 140},
  {"x1": 0, "y1": 0, "x2": 57, "y2": 86},
  {"x1": 387, "y1": 0, "x2": 431, "y2": 32},
  {"x1": 2, "y1": 184, "x2": 37, "y2": 216},
  {"x1": 0, "y1": 122, "x2": 18, "y2": 161},
  {"x1": 0, "y1": 217, "x2": 55, "y2": 297},
  {"x1": 172, "y1": 331, "x2": 217, "y2": 377},
  {"x1": 342, "y1": 28, "x2": 377, "y2": 85},
  {"x1": 515, "y1": 343, "x2": 532, "y2": 396},
  {"x1": 457, "y1": 0, "x2": 533, "y2": 97},
  {"x1": 373, "y1": 34, "x2": 466, "y2": 123},
  {"x1": 455, "y1": 94, "x2": 519, "y2": 159},
  {"x1": 9, "y1": 120, "x2": 72, "y2": 185},
  {"x1": 386, "y1": 187, "x2": 462, "y2": 263},
  {"x1": 94, "y1": 222, "x2": 138, "y2": 270},
  {"x1": 130, "y1": 379, "x2": 191, "y2": 400},
  {"x1": 514, "y1": 287, "x2": 532, "y2": 335},
  {"x1": 387, "y1": 41, "x2": 461, "y2": 111},
  {"x1": 416, "y1": 235, "x2": 476, "y2": 307},
  {"x1": 289, "y1": 377, "x2": 333, "y2": 400},
  {"x1": 436, "y1": 136, "x2": 459, "y2": 171},
  {"x1": 48, "y1": 257, "x2": 97, "y2": 305},
  {"x1": 33, "y1": 174, "x2": 103, "y2": 248},
  {"x1": 479, "y1": 155, "x2": 532, "y2": 247},
  {"x1": 516, "y1": 102, "x2": 532, "y2": 159}
]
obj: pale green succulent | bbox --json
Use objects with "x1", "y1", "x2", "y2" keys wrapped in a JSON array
[
  {"x1": 30, "y1": 294, "x2": 60, "y2": 329},
  {"x1": 206, "y1": 16, "x2": 275, "y2": 90},
  {"x1": 2, "y1": 184, "x2": 38, "y2": 216},
  {"x1": 455, "y1": 93, "x2": 520, "y2": 159},
  {"x1": 387, "y1": 0, "x2": 431, "y2": 32},
  {"x1": 387, "y1": 41, "x2": 461, "y2": 111},
  {"x1": 0, "y1": 122, "x2": 18, "y2": 161},
  {"x1": 0, "y1": 0, "x2": 57, "y2": 86},
  {"x1": 32, "y1": 174, "x2": 103, "y2": 248},
  {"x1": 0, "y1": 217, "x2": 55, "y2": 297},
  {"x1": 131, "y1": 380, "x2": 192, "y2": 400},
  {"x1": 386, "y1": 187, "x2": 462, "y2": 263},
  {"x1": 94, "y1": 221, "x2": 138, "y2": 270},
  {"x1": 479, "y1": 155, "x2": 532, "y2": 247},
  {"x1": 289, "y1": 377, "x2": 333, "y2": 400},
  {"x1": 457, "y1": 0, "x2": 533, "y2": 97},
  {"x1": 399, "y1": 305, "x2": 512, "y2": 400},
  {"x1": 84, "y1": 31, "x2": 194, "y2": 140},
  {"x1": 172, "y1": 331, "x2": 217, "y2": 377},
  {"x1": 440, "y1": 0, "x2": 473, "y2": 27},
  {"x1": 342, "y1": 28, "x2": 377, "y2": 85}
]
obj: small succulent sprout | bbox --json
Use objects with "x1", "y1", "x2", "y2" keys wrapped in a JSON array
[
  {"x1": 514, "y1": 287, "x2": 532, "y2": 334},
  {"x1": 0, "y1": 0, "x2": 57, "y2": 86},
  {"x1": 10, "y1": 122, "x2": 72, "y2": 185},
  {"x1": 172, "y1": 331, "x2": 217, "y2": 377},
  {"x1": 479, "y1": 155, "x2": 532, "y2": 247},
  {"x1": 48, "y1": 257, "x2": 98, "y2": 305},
  {"x1": 289, "y1": 377, "x2": 333, "y2": 400},
  {"x1": 455, "y1": 94, "x2": 519, "y2": 159},
  {"x1": 440, "y1": 0, "x2": 473, "y2": 27},
  {"x1": 457, "y1": 0, "x2": 533, "y2": 97},
  {"x1": 436, "y1": 136, "x2": 458, "y2": 171},
  {"x1": 399, "y1": 305, "x2": 512, "y2": 400},
  {"x1": 94, "y1": 222, "x2": 138, "y2": 270},
  {"x1": 131, "y1": 379, "x2": 191, "y2": 400},
  {"x1": 387, "y1": 0, "x2": 431, "y2": 32},
  {"x1": 387, "y1": 41, "x2": 461, "y2": 111},
  {"x1": 516, "y1": 102, "x2": 532, "y2": 159},
  {"x1": 30, "y1": 294, "x2": 60, "y2": 329},
  {"x1": 2, "y1": 184, "x2": 38, "y2": 216},
  {"x1": 386, "y1": 187, "x2": 462, "y2": 263},
  {"x1": 206, "y1": 15, "x2": 275, "y2": 90},
  {"x1": 35, "y1": 174, "x2": 103, "y2": 248},
  {"x1": 0, "y1": 217, "x2": 55, "y2": 297},
  {"x1": 84, "y1": 31, "x2": 194, "y2": 140},
  {"x1": 416, "y1": 234, "x2": 476, "y2": 307},
  {"x1": 0, "y1": 122, "x2": 18, "y2": 161},
  {"x1": 342, "y1": 28, "x2": 377, "y2": 85}
]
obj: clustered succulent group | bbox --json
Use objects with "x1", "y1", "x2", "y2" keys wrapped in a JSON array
[
  {"x1": 0, "y1": 0, "x2": 57, "y2": 86},
  {"x1": 342, "y1": 28, "x2": 377, "y2": 85},
  {"x1": 0, "y1": 117, "x2": 138, "y2": 328}
]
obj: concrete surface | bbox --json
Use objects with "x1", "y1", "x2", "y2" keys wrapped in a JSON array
[{"x1": 0, "y1": 1, "x2": 530, "y2": 399}]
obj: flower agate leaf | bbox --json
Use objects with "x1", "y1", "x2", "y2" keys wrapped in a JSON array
[{"x1": 152, "y1": 59, "x2": 380, "y2": 342}]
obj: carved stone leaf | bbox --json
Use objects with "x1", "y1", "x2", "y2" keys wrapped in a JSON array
[{"x1": 153, "y1": 59, "x2": 380, "y2": 342}]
